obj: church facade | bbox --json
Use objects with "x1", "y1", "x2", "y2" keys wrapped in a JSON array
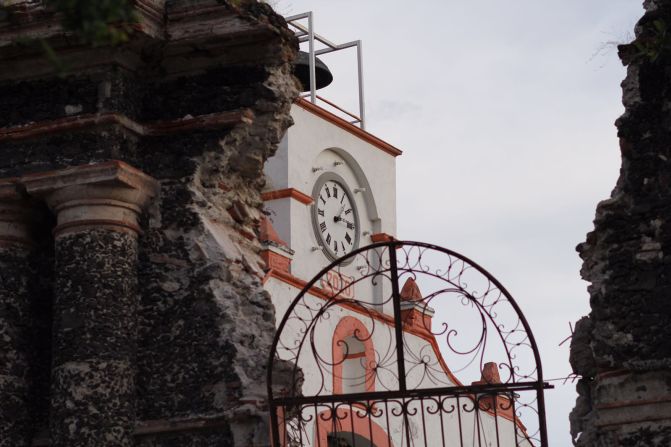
[{"x1": 261, "y1": 98, "x2": 534, "y2": 446}]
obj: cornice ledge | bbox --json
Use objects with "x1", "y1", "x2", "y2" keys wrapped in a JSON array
[
  {"x1": 21, "y1": 161, "x2": 160, "y2": 236},
  {"x1": 165, "y1": 0, "x2": 282, "y2": 43},
  {"x1": 0, "y1": 109, "x2": 253, "y2": 142},
  {"x1": 0, "y1": 177, "x2": 23, "y2": 201},
  {"x1": 261, "y1": 187, "x2": 313, "y2": 205},
  {"x1": 0, "y1": 176, "x2": 41, "y2": 246},
  {"x1": 295, "y1": 98, "x2": 403, "y2": 158},
  {"x1": 21, "y1": 160, "x2": 159, "y2": 199}
]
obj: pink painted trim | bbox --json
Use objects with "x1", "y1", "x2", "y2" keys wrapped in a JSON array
[
  {"x1": 0, "y1": 110, "x2": 250, "y2": 142},
  {"x1": 261, "y1": 188, "x2": 313, "y2": 205},
  {"x1": 263, "y1": 269, "x2": 463, "y2": 386},
  {"x1": 332, "y1": 316, "x2": 376, "y2": 395},
  {"x1": 264, "y1": 269, "x2": 529, "y2": 433},
  {"x1": 370, "y1": 233, "x2": 395, "y2": 243},
  {"x1": 53, "y1": 219, "x2": 142, "y2": 236},
  {"x1": 315, "y1": 408, "x2": 393, "y2": 447},
  {"x1": 296, "y1": 99, "x2": 402, "y2": 158}
]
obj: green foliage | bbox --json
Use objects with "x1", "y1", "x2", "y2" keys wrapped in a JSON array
[
  {"x1": 47, "y1": 0, "x2": 138, "y2": 46},
  {"x1": 631, "y1": 19, "x2": 671, "y2": 63},
  {"x1": 0, "y1": 0, "x2": 140, "y2": 72}
]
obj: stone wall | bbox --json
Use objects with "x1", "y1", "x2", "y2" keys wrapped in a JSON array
[
  {"x1": 570, "y1": 1, "x2": 671, "y2": 445},
  {"x1": 0, "y1": 1, "x2": 298, "y2": 446}
]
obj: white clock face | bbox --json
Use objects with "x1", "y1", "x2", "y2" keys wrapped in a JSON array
[{"x1": 313, "y1": 178, "x2": 359, "y2": 260}]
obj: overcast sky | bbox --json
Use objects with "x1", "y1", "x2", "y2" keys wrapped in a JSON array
[{"x1": 274, "y1": 1, "x2": 644, "y2": 445}]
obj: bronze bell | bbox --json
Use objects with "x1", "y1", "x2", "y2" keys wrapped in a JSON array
[{"x1": 293, "y1": 51, "x2": 334, "y2": 92}]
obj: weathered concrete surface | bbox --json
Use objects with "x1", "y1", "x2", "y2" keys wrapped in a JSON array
[
  {"x1": 571, "y1": 1, "x2": 671, "y2": 445},
  {"x1": 0, "y1": 0, "x2": 298, "y2": 445}
]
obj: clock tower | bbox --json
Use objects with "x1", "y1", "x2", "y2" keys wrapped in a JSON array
[
  {"x1": 262, "y1": 98, "x2": 401, "y2": 284},
  {"x1": 262, "y1": 14, "x2": 537, "y2": 447}
]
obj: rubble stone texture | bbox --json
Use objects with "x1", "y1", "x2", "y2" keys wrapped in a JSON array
[
  {"x1": 50, "y1": 231, "x2": 140, "y2": 446},
  {"x1": 570, "y1": 0, "x2": 671, "y2": 445},
  {"x1": 0, "y1": 246, "x2": 32, "y2": 440},
  {"x1": 0, "y1": 0, "x2": 298, "y2": 445},
  {"x1": 0, "y1": 221, "x2": 36, "y2": 443}
]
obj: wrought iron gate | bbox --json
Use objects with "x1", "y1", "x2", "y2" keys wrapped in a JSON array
[{"x1": 267, "y1": 241, "x2": 551, "y2": 447}]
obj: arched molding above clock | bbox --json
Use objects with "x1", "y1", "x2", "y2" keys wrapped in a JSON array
[{"x1": 317, "y1": 147, "x2": 381, "y2": 233}]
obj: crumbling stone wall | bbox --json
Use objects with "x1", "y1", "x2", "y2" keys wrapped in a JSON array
[
  {"x1": 570, "y1": 1, "x2": 671, "y2": 445},
  {"x1": 0, "y1": 1, "x2": 298, "y2": 446}
]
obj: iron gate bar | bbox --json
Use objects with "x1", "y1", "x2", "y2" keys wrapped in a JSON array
[
  {"x1": 388, "y1": 246, "x2": 413, "y2": 447},
  {"x1": 388, "y1": 245, "x2": 407, "y2": 393},
  {"x1": 271, "y1": 381, "x2": 552, "y2": 407},
  {"x1": 268, "y1": 240, "x2": 552, "y2": 446}
]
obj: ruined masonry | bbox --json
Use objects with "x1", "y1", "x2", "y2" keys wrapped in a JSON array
[
  {"x1": 0, "y1": 1, "x2": 298, "y2": 446},
  {"x1": 570, "y1": 0, "x2": 671, "y2": 445}
]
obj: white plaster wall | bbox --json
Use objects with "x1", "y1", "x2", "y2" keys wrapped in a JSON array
[
  {"x1": 263, "y1": 197, "x2": 292, "y2": 247},
  {"x1": 264, "y1": 132, "x2": 289, "y2": 191},
  {"x1": 266, "y1": 277, "x2": 532, "y2": 447},
  {"x1": 291, "y1": 149, "x2": 376, "y2": 282},
  {"x1": 263, "y1": 104, "x2": 398, "y2": 282},
  {"x1": 286, "y1": 105, "x2": 396, "y2": 232}
]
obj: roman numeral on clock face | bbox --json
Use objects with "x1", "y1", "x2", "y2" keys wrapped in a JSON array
[{"x1": 313, "y1": 179, "x2": 357, "y2": 257}]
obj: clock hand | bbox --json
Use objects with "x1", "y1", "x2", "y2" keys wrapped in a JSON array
[{"x1": 333, "y1": 204, "x2": 347, "y2": 222}]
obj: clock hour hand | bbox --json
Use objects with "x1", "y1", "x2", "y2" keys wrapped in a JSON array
[{"x1": 336, "y1": 218, "x2": 354, "y2": 229}]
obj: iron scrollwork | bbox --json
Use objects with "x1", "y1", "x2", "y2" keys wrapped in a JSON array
[{"x1": 268, "y1": 241, "x2": 551, "y2": 446}]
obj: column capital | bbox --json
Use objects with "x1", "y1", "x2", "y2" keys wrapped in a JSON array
[
  {"x1": 22, "y1": 161, "x2": 159, "y2": 237},
  {"x1": 0, "y1": 179, "x2": 40, "y2": 247}
]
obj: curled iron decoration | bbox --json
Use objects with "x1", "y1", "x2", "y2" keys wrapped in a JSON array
[{"x1": 268, "y1": 241, "x2": 551, "y2": 447}]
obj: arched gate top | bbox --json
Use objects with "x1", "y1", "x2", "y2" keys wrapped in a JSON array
[{"x1": 267, "y1": 240, "x2": 551, "y2": 446}]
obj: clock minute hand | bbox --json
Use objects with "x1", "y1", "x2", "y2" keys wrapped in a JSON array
[{"x1": 333, "y1": 204, "x2": 347, "y2": 222}]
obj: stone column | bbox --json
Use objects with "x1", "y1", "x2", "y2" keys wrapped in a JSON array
[
  {"x1": 0, "y1": 180, "x2": 39, "y2": 447},
  {"x1": 24, "y1": 161, "x2": 159, "y2": 447}
]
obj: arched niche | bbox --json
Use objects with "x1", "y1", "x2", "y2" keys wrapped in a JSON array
[
  {"x1": 316, "y1": 147, "x2": 381, "y2": 233},
  {"x1": 332, "y1": 316, "x2": 376, "y2": 395}
]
